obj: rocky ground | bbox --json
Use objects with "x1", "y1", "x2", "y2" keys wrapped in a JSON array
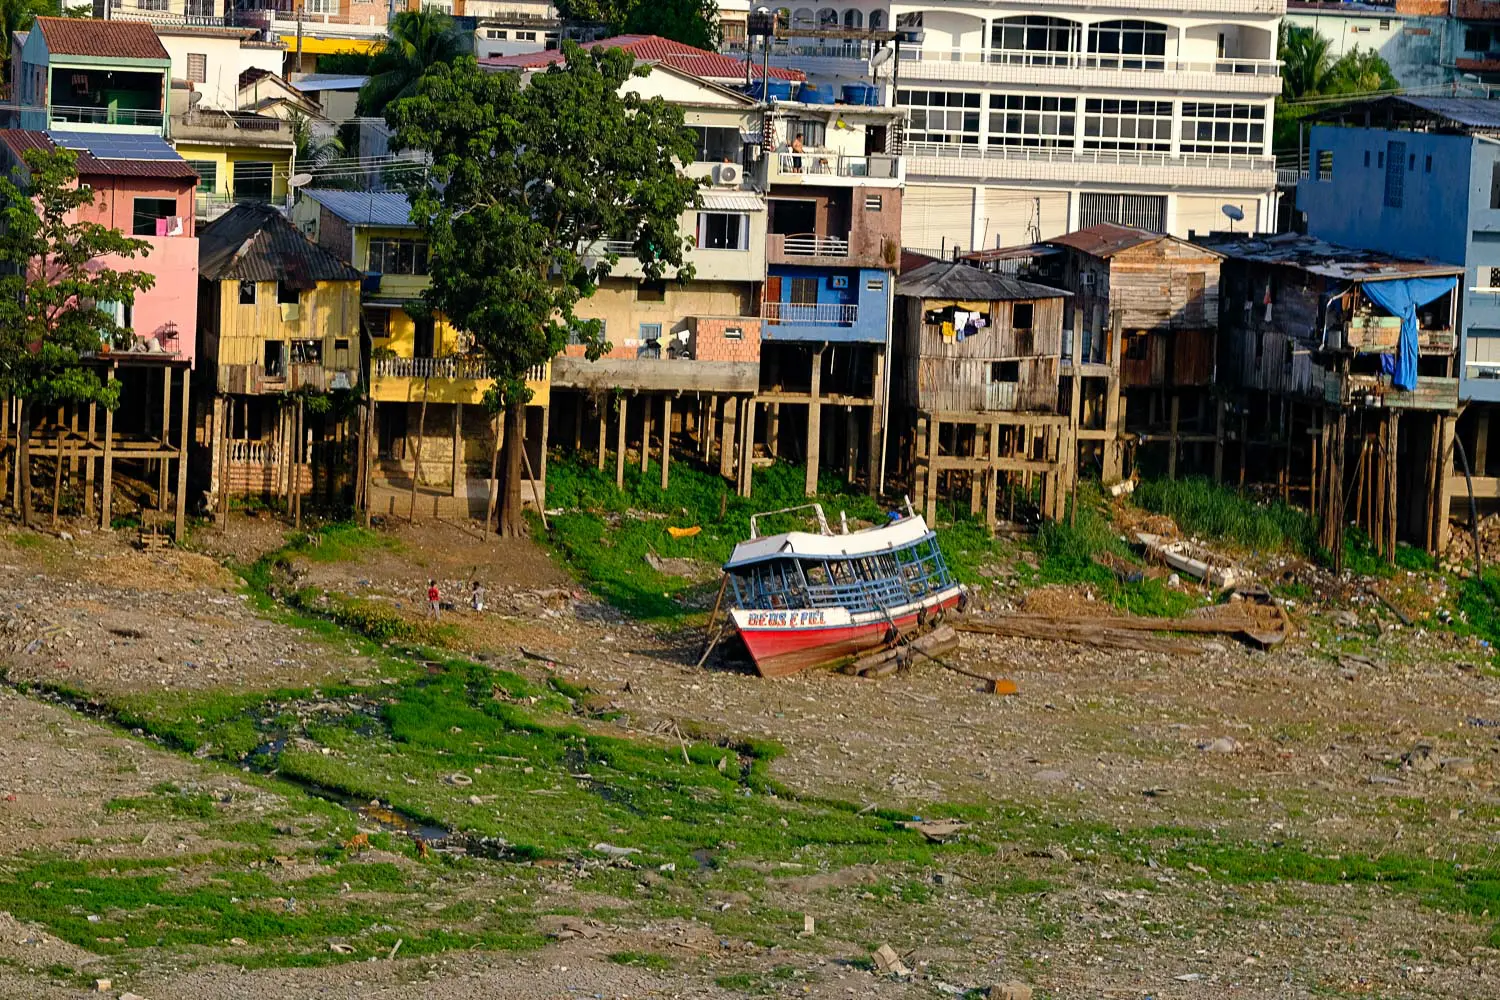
[{"x1": 0, "y1": 515, "x2": 1496, "y2": 999}]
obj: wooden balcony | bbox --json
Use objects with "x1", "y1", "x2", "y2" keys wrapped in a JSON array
[
  {"x1": 222, "y1": 362, "x2": 359, "y2": 395},
  {"x1": 1323, "y1": 373, "x2": 1459, "y2": 412}
]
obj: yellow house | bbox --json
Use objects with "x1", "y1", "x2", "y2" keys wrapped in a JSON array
[
  {"x1": 291, "y1": 188, "x2": 550, "y2": 517},
  {"x1": 197, "y1": 203, "x2": 365, "y2": 510},
  {"x1": 172, "y1": 110, "x2": 296, "y2": 221}
]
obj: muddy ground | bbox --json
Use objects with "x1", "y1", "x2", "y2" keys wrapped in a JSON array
[{"x1": 0, "y1": 516, "x2": 1497, "y2": 999}]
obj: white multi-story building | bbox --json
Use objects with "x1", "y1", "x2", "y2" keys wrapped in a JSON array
[{"x1": 745, "y1": 0, "x2": 1283, "y2": 251}]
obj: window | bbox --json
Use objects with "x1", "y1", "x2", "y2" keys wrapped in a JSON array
[
  {"x1": 1082, "y1": 99, "x2": 1170, "y2": 152},
  {"x1": 186, "y1": 0, "x2": 213, "y2": 14},
  {"x1": 639, "y1": 322, "x2": 663, "y2": 342},
  {"x1": 1124, "y1": 333, "x2": 1149, "y2": 361},
  {"x1": 989, "y1": 361, "x2": 1019, "y2": 382},
  {"x1": 724, "y1": 326, "x2": 744, "y2": 340},
  {"x1": 796, "y1": 119, "x2": 827, "y2": 147},
  {"x1": 186, "y1": 53, "x2": 207, "y2": 83},
  {"x1": 1086, "y1": 20, "x2": 1167, "y2": 68},
  {"x1": 366, "y1": 238, "x2": 429, "y2": 275},
  {"x1": 1492, "y1": 162, "x2": 1500, "y2": 209},
  {"x1": 185, "y1": 159, "x2": 217, "y2": 191},
  {"x1": 866, "y1": 278, "x2": 883, "y2": 291},
  {"x1": 1385, "y1": 140, "x2": 1405, "y2": 208},
  {"x1": 1467, "y1": 27, "x2": 1492, "y2": 52},
  {"x1": 896, "y1": 90, "x2": 982, "y2": 145},
  {"x1": 232, "y1": 160, "x2": 274, "y2": 201},
  {"x1": 277, "y1": 281, "x2": 300, "y2": 304},
  {"x1": 290, "y1": 339, "x2": 322, "y2": 364},
  {"x1": 131, "y1": 197, "x2": 177, "y2": 236},
  {"x1": 1180, "y1": 103, "x2": 1266, "y2": 156},
  {"x1": 1377, "y1": 150, "x2": 1384, "y2": 168},
  {"x1": 1317, "y1": 150, "x2": 1333, "y2": 180},
  {"x1": 637, "y1": 281, "x2": 666, "y2": 302},
  {"x1": 638, "y1": 322, "x2": 664, "y2": 358},
  {"x1": 1079, "y1": 192, "x2": 1166, "y2": 232},
  {"x1": 334, "y1": 338, "x2": 350, "y2": 353},
  {"x1": 989, "y1": 93, "x2": 1076, "y2": 149},
  {"x1": 1379, "y1": 17, "x2": 1391, "y2": 29},
  {"x1": 1488, "y1": 267, "x2": 1500, "y2": 288},
  {"x1": 307, "y1": 0, "x2": 337, "y2": 12},
  {"x1": 1426, "y1": 154, "x2": 1433, "y2": 173},
  {"x1": 238, "y1": 280, "x2": 256, "y2": 305},
  {"x1": 485, "y1": 29, "x2": 508, "y2": 39},
  {"x1": 688, "y1": 125, "x2": 743, "y2": 162},
  {"x1": 566, "y1": 318, "x2": 604, "y2": 346},
  {"x1": 1409, "y1": 154, "x2": 1416, "y2": 171},
  {"x1": 790, "y1": 277, "x2": 819, "y2": 305},
  {"x1": 1363, "y1": 150, "x2": 1370, "y2": 168},
  {"x1": 264, "y1": 341, "x2": 285, "y2": 378},
  {"x1": 517, "y1": 30, "x2": 537, "y2": 41},
  {"x1": 697, "y1": 212, "x2": 748, "y2": 250},
  {"x1": 1013, "y1": 302, "x2": 1034, "y2": 329},
  {"x1": 990, "y1": 16, "x2": 1080, "y2": 62},
  {"x1": 137, "y1": 0, "x2": 168, "y2": 10},
  {"x1": 363, "y1": 307, "x2": 390, "y2": 339}
]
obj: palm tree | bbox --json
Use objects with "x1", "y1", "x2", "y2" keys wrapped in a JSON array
[
  {"x1": 1279, "y1": 25, "x2": 1334, "y2": 101},
  {"x1": 1326, "y1": 47, "x2": 1398, "y2": 96},
  {"x1": 288, "y1": 110, "x2": 343, "y2": 170},
  {"x1": 357, "y1": 9, "x2": 467, "y2": 118}
]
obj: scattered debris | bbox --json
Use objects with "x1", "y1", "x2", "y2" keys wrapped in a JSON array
[
  {"x1": 871, "y1": 943, "x2": 910, "y2": 976},
  {"x1": 1135, "y1": 531, "x2": 1239, "y2": 589},
  {"x1": 1108, "y1": 479, "x2": 1136, "y2": 498},
  {"x1": 957, "y1": 617, "x2": 1199, "y2": 656},
  {"x1": 592, "y1": 842, "x2": 641, "y2": 858},
  {"x1": 328, "y1": 942, "x2": 354, "y2": 954},
  {"x1": 1201, "y1": 737, "x2": 1241, "y2": 754},
  {"x1": 900, "y1": 819, "x2": 969, "y2": 842},
  {"x1": 93, "y1": 979, "x2": 111, "y2": 993},
  {"x1": 985, "y1": 984, "x2": 1034, "y2": 1000}
]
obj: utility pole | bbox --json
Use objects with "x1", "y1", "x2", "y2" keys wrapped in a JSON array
[{"x1": 296, "y1": 2, "x2": 304, "y2": 74}]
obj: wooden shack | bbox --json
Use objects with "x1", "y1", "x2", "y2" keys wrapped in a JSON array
[
  {"x1": 1044, "y1": 223, "x2": 1224, "y2": 479},
  {"x1": 196, "y1": 203, "x2": 365, "y2": 522},
  {"x1": 1199, "y1": 232, "x2": 1463, "y2": 561},
  {"x1": 894, "y1": 260, "x2": 1074, "y2": 530}
]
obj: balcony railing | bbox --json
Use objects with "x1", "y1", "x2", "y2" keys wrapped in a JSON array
[
  {"x1": 762, "y1": 302, "x2": 859, "y2": 326},
  {"x1": 903, "y1": 140, "x2": 1274, "y2": 173},
  {"x1": 374, "y1": 355, "x2": 547, "y2": 382},
  {"x1": 775, "y1": 152, "x2": 900, "y2": 179},
  {"x1": 902, "y1": 48, "x2": 1279, "y2": 77},
  {"x1": 229, "y1": 439, "x2": 276, "y2": 465},
  {"x1": 779, "y1": 233, "x2": 850, "y2": 257},
  {"x1": 50, "y1": 105, "x2": 163, "y2": 128}
]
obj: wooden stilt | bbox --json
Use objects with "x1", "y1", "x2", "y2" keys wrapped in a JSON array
[
  {"x1": 640, "y1": 393, "x2": 652, "y2": 475},
  {"x1": 768, "y1": 402, "x2": 780, "y2": 459},
  {"x1": 720, "y1": 396, "x2": 738, "y2": 481},
  {"x1": 451, "y1": 401, "x2": 464, "y2": 499},
  {"x1": 1167, "y1": 394, "x2": 1180, "y2": 480},
  {"x1": 100, "y1": 364, "x2": 115, "y2": 531},
  {"x1": 805, "y1": 349, "x2": 823, "y2": 496},
  {"x1": 740, "y1": 397, "x2": 757, "y2": 497},
  {"x1": 1386, "y1": 411, "x2": 1400, "y2": 563},
  {"x1": 924, "y1": 415, "x2": 940, "y2": 523},
  {"x1": 158, "y1": 368, "x2": 172, "y2": 508},
  {"x1": 597, "y1": 399, "x2": 608, "y2": 472},
  {"x1": 615, "y1": 396, "x2": 627, "y2": 490},
  {"x1": 661, "y1": 395, "x2": 672, "y2": 491}
]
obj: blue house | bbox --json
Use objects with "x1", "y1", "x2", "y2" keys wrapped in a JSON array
[
  {"x1": 762, "y1": 265, "x2": 891, "y2": 344},
  {"x1": 1297, "y1": 94, "x2": 1500, "y2": 536}
]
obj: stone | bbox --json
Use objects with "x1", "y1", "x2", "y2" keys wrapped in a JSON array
[
  {"x1": 1203, "y1": 737, "x2": 1240, "y2": 754},
  {"x1": 872, "y1": 943, "x2": 910, "y2": 976},
  {"x1": 986, "y1": 985, "x2": 1033, "y2": 1000}
]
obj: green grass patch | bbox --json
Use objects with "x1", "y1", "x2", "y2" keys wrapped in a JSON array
[
  {"x1": 607, "y1": 950, "x2": 674, "y2": 971},
  {"x1": 290, "y1": 523, "x2": 402, "y2": 565},
  {"x1": 1133, "y1": 477, "x2": 1315, "y2": 555},
  {"x1": 104, "y1": 783, "x2": 216, "y2": 820}
]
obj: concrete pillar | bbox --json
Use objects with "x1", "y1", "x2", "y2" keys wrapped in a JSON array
[
  {"x1": 100, "y1": 363, "x2": 115, "y2": 531},
  {"x1": 740, "y1": 397, "x2": 757, "y2": 497},
  {"x1": 174, "y1": 368, "x2": 190, "y2": 539},
  {"x1": 805, "y1": 348, "x2": 823, "y2": 496},
  {"x1": 661, "y1": 395, "x2": 672, "y2": 490},
  {"x1": 868, "y1": 348, "x2": 884, "y2": 496},
  {"x1": 640, "y1": 393, "x2": 652, "y2": 474},
  {"x1": 597, "y1": 401, "x2": 607, "y2": 471},
  {"x1": 768, "y1": 403, "x2": 780, "y2": 459},
  {"x1": 158, "y1": 368, "x2": 172, "y2": 508},
  {"x1": 451, "y1": 401, "x2": 464, "y2": 498},
  {"x1": 615, "y1": 396, "x2": 627, "y2": 490},
  {"x1": 720, "y1": 396, "x2": 738, "y2": 480}
]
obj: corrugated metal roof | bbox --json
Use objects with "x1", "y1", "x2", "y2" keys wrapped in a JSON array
[
  {"x1": 898, "y1": 260, "x2": 1070, "y2": 302},
  {"x1": 1393, "y1": 96, "x2": 1500, "y2": 129},
  {"x1": 481, "y1": 34, "x2": 803, "y2": 82},
  {"x1": 290, "y1": 73, "x2": 369, "y2": 91},
  {"x1": 700, "y1": 189, "x2": 763, "y2": 211},
  {"x1": 0, "y1": 129, "x2": 197, "y2": 180},
  {"x1": 199, "y1": 203, "x2": 363, "y2": 285},
  {"x1": 1046, "y1": 223, "x2": 1162, "y2": 258},
  {"x1": 301, "y1": 189, "x2": 414, "y2": 228},
  {"x1": 960, "y1": 243, "x2": 1063, "y2": 263},
  {"x1": 34, "y1": 17, "x2": 169, "y2": 61},
  {"x1": 1192, "y1": 232, "x2": 1465, "y2": 282}
]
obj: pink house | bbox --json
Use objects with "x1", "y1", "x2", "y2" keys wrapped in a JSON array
[{"x1": 0, "y1": 129, "x2": 199, "y2": 365}]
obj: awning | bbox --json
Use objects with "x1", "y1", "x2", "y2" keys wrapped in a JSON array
[
  {"x1": 700, "y1": 189, "x2": 764, "y2": 212},
  {"x1": 1361, "y1": 276, "x2": 1456, "y2": 392},
  {"x1": 279, "y1": 36, "x2": 382, "y2": 56}
]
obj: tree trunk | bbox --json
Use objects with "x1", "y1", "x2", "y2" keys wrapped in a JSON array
[
  {"x1": 498, "y1": 401, "x2": 526, "y2": 538},
  {"x1": 50, "y1": 439, "x2": 63, "y2": 530},
  {"x1": 18, "y1": 399, "x2": 32, "y2": 526}
]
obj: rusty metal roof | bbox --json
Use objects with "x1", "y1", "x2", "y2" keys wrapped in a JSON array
[
  {"x1": 1045, "y1": 223, "x2": 1163, "y2": 258},
  {"x1": 200, "y1": 203, "x2": 363, "y2": 285},
  {"x1": 898, "y1": 260, "x2": 1070, "y2": 302},
  {"x1": 481, "y1": 34, "x2": 804, "y2": 82},
  {"x1": 1192, "y1": 232, "x2": 1465, "y2": 282},
  {"x1": 33, "y1": 17, "x2": 169, "y2": 61}
]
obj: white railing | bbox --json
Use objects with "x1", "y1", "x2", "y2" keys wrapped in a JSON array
[
  {"x1": 374, "y1": 356, "x2": 547, "y2": 382},
  {"x1": 600, "y1": 239, "x2": 636, "y2": 255},
  {"x1": 229, "y1": 440, "x2": 276, "y2": 465},
  {"x1": 50, "y1": 104, "x2": 164, "y2": 127},
  {"x1": 776, "y1": 152, "x2": 901, "y2": 179},
  {"x1": 763, "y1": 302, "x2": 859, "y2": 326},
  {"x1": 903, "y1": 140, "x2": 1274, "y2": 173},
  {"x1": 780, "y1": 233, "x2": 850, "y2": 257},
  {"x1": 902, "y1": 48, "x2": 1280, "y2": 77}
]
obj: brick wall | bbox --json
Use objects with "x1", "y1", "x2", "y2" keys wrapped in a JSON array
[
  {"x1": 691, "y1": 316, "x2": 761, "y2": 362},
  {"x1": 318, "y1": 205, "x2": 357, "y2": 266},
  {"x1": 1397, "y1": 0, "x2": 1446, "y2": 14}
]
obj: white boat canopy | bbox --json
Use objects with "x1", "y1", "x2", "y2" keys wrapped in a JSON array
[{"x1": 724, "y1": 514, "x2": 934, "y2": 570}]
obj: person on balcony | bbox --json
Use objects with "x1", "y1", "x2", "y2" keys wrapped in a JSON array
[{"x1": 790, "y1": 132, "x2": 805, "y2": 172}]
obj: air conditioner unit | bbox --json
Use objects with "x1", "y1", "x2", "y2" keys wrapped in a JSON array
[{"x1": 714, "y1": 163, "x2": 740, "y2": 186}]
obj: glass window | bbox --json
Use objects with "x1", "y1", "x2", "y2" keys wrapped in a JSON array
[
  {"x1": 1179, "y1": 102, "x2": 1267, "y2": 156},
  {"x1": 896, "y1": 90, "x2": 982, "y2": 146},
  {"x1": 688, "y1": 125, "x2": 743, "y2": 162},
  {"x1": 1385, "y1": 140, "x2": 1406, "y2": 209},
  {"x1": 367, "y1": 238, "x2": 429, "y2": 275},
  {"x1": 185, "y1": 159, "x2": 217, "y2": 191},
  {"x1": 796, "y1": 119, "x2": 827, "y2": 147},
  {"x1": 1082, "y1": 99, "x2": 1172, "y2": 152},
  {"x1": 1086, "y1": 19, "x2": 1167, "y2": 66},
  {"x1": 990, "y1": 16, "x2": 1080, "y2": 63},
  {"x1": 988, "y1": 93, "x2": 1076, "y2": 149},
  {"x1": 697, "y1": 212, "x2": 748, "y2": 250}
]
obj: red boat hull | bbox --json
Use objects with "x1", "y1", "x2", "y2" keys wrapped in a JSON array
[{"x1": 734, "y1": 590, "x2": 965, "y2": 678}]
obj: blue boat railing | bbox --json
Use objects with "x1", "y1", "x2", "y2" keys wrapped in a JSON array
[{"x1": 727, "y1": 528, "x2": 957, "y2": 614}]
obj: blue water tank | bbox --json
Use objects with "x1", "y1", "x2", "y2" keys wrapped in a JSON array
[
  {"x1": 746, "y1": 79, "x2": 795, "y2": 101},
  {"x1": 842, "y1": 83, "x2": 878, "y2": 106},
  {"x1": 799, "y1": 83, "x2": 834, "y2": 105}
]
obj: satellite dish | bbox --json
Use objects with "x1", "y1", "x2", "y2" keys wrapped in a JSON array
[
  {"x1": 188, "y1": 90, "x2": 203, "y2": 106},
  {"x1": 288, "y1": 172, "x2": 314, "y2": 188},
  {"x1": 1221, "y1": 203, "x2": 1244, "y2": 233},
  {"x1": 868, "y1": 47, "x2": 895, "y2": 78}
]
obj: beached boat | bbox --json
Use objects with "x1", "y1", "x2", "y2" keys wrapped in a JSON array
[{"x1": 722, "y1": 502, "x2": 967, "y2": 677}]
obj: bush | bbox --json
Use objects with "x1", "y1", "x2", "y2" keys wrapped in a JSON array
[{"x1": 1134, "y1": 477, "x2": 1315, "y2": 554}]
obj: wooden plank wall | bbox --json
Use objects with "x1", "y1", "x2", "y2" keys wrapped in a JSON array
[
  {"x1": 916, "y1": 356, "x2": 1060, "y2": 413},
  {"x1": 1217, "y1": 260, "x2": 1328, "y2": 399},
  {"x1": 906, "y1": 295, "x2": 1065, "y2": 414},
  {"x1": 213, "y1": 278, "x2": 361, "y2": 380},
  {"x1": 1109, "y1": 242, "x2": 1222, "y2": 333}
]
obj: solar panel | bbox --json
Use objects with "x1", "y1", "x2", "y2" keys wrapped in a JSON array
[{"x1": 48, "y1": 130, "x2": 182, "y2": 161}]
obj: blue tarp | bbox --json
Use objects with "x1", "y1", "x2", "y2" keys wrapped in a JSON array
[{"x1": 1360, "y1": 276, "x2": 1457, "y2": 392}]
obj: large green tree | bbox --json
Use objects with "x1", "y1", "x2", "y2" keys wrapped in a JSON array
[
  {"x1": 0, "y1": 147, "x2": 155, "y2": 524},
  {"x1": 357, "y1": 9, "x2": 468, "y2": 118},
  {"x1": 387, "y1": 47, "x2": 700, "y2": 536},
  {"x1": 1274, "y1": 25, "x2": 1400, "y2": 154},
  {"x1": 557, "y1": 0, "x2": 721, "y2": 49}
]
